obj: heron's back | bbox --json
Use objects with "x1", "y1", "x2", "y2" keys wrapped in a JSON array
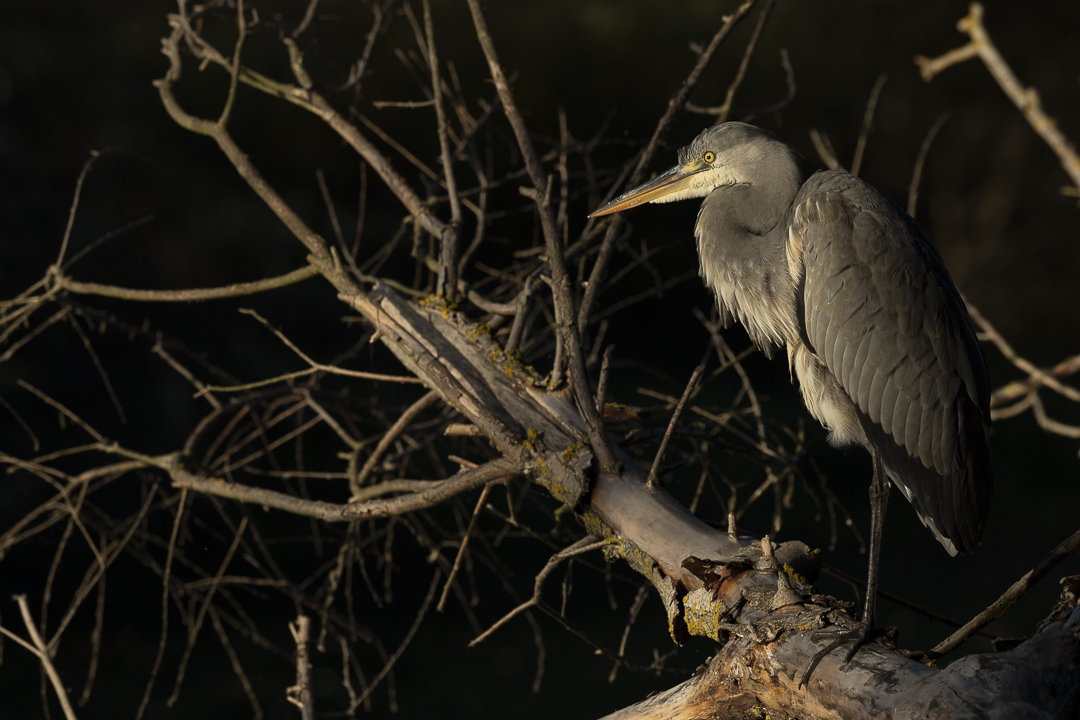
[{"x1": 788, "y1": 170, "x2": 993, "y2": 555}]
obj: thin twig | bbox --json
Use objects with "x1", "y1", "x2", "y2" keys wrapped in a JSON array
[
  {"x1": 850, "y1": 73, "x2": 887, "y2": 178},
  {"x1": 199, "y1": 309, "x2": 423, "y2": 393},
  {"x1": 217, "y1": 0, "x2": 246, "y2": 127},
  {"x1": 423, "y1": 0, "x2": 462, "y2": 299},
  {"x1": 808, "y1": 128, "x2": 842, "y2": 170},
  {"x1": 354, "y1": 390, "x2": 440, "y2": 492},
  {"x1": 504, "y1": 277, "x2": 534, "y2": 356},
  {"x1": 347, "y1": 569, "x2": 441, "y2": 712},
  {"x1": 166, "y1": 517, "x2": 249, "y2": 707},
  {"x1": 209, "y1": 605, "x2": 263, "y2": 720},
  {"x1": 596, "y1": 345, "x2": 615, "y2": 417},
  {"x1": 292, "y1": 0, "x2": 320, "y2": 37},
  {"x1": 646, "y1": 365, "x2": 705, "y2": 489},
  {"x1": 55, "y1": 151, "x2": 104, "y2": 268},
  {"x1": 316, "y1": 168, "x2": 347, "y2": 253},
  {"x1": 152, "y1": 337, "x2": 221, "y2": 409},
  {"x1": 437, "y1": 483, "x2": 493, "y2": 612},
  {"x1": 16, "y1": 380, "x2": 105, "y2": 443},
  {"x1": 608, "y1": 584, "x2": 649, "y2": 683},
  {"x1": 929, "y1": 525, "x2": 1080, "y2": 658},
  {"x1": 907, "y1": 113, "x2": 949, "y2": 217},
  {"x1": 136, "y1": 488, "x2": 186, "y2": 720}
]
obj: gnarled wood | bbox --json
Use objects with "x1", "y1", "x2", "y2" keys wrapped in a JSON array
[{"x1": 602, "y1": 604, "x2": 1080, "y2": 720}]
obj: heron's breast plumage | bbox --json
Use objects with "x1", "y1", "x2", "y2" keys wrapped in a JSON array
[{"x1": 695, "y1": 191, "x2": 800, "y2": 359}]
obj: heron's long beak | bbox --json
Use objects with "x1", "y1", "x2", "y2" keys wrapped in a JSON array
[{"x1": 588, "y1": 158, "x2": 710, "y2": 217}]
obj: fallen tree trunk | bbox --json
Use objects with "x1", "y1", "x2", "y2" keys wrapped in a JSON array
[{"x1": 602, "y1": 600, "x2": 1080, "y2": 720}]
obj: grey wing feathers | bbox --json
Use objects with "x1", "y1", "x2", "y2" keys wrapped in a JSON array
[{"x1": 793, "y1": 173, "x2": 993, "y2": 554}]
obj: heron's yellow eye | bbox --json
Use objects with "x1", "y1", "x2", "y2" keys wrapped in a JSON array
[{"x1": 703, "y1": 151, "x2": 715, "y2": 163}]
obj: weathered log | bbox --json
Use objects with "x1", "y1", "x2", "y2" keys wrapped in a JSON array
[{"x1": 601, "y1": 600, "x2": 1080, "y2": 720}]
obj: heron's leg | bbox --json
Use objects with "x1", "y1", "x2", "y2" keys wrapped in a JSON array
[
  {"x1": 799, "y1": 448, "x2": 890, "y2": 686},
  {"x1": 859, "y1": 448, "x2": 890, "y2": 635}
]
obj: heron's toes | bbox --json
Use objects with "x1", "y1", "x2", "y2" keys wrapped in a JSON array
[{"x1": 799, "y1": 622, "x2": 880, "y2": 687}]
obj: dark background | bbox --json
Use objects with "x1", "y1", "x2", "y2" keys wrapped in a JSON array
[{"x1": 1, "y1": 1, "x2": 1079, "y2": 718}]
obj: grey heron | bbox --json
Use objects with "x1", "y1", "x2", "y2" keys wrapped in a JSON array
[{"x1": 590, "y1": 122, "x2": 993, "y2": 682}]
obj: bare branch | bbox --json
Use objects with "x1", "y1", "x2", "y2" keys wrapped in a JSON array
[
  {"x1": 647, "y1": 365, "x2": 705, "y2": 490},
  {"x1": 915, "y1": 3, "x2": 1080, "y2": 198},
  {"x1": 422, "y1": 0, "x2": 463, "y2": 298},
  {"x1": 286, "y1": 616, "x2": 315, "y2": 720},
  {"x1": 850, "y1": 73, "x2": 887, "y2": 178},
  {"x1": 148, "y1": 448, "x2": 520, "y2": 522},
  {"x1": 929, "y1": 525, "x2": 1080, "y2": 659},
  {"x1": 470, "y1": 536, "x2": 603, "y2": 646},
  {"x1": 354, "y1": 390, "x2": 440, "y2": 492},
  {"x1": 4, "y1": 595, "x2": 79, "y2": 720},
  {"x1": 56, "y1": 264, "x2": 319, "y2": 302},
  {"x1": 712, "y1": 0, "x2": 776, "y2": 125},
  {"x1": 907, "y1": 113, "x2": 949, "y2": 217},
  {"x1": 464, "y1": 0, "x2": 616, "y2": 471}
]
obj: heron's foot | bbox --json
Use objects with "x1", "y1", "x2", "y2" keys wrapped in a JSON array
[{"x1": 798, "y1": 621, "x2": 882, "y2": 687}]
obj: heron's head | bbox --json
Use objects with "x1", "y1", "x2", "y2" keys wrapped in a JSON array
[{"x1": 589, "y1": 123, "x2": 798, "y2": 217}]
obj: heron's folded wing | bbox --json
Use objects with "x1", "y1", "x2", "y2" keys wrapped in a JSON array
[{"x1": 791, "y1": 177, "x2": 992, "y2": 554}]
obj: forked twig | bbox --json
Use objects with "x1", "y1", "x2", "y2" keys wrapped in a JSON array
[
  {"x1": 915, "y1": 3, "x2": 1080, "y2": 198},
  {"x1": 0, "y1": 595, "x2": 79, "y2": 720},
  {"x1": 469, "y1": 536, "x2": 603, "y2": 646},
  {"x1": 712, "y1": 0, "x2": 776, "y2": 125}
]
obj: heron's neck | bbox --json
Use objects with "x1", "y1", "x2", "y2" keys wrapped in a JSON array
[
  {"x1": 693, "y1": 151, "x2": 803, "y2": 351},
  {"x1": 701, "y1": 150, "x2": 803, "y2": 237}
]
